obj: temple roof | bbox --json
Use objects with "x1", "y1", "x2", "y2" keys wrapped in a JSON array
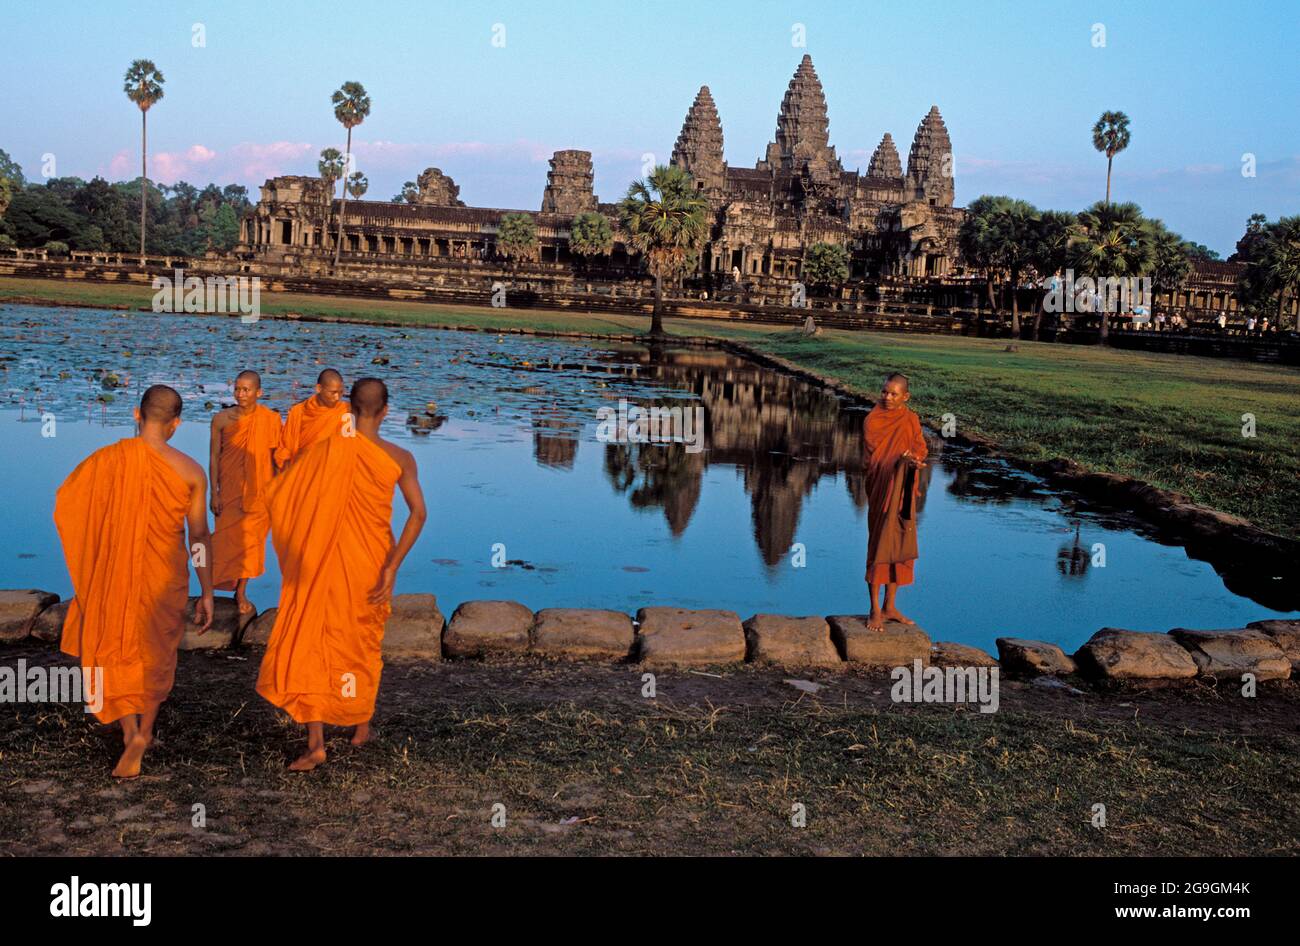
[
  {"x1": 672, "y1": 86, "x2": 726, "y2": 191},
  {"x1": 868, "y1": 133, "x2": 903, "y2": 179},
  {"x1": 760, "y1": 55, "x2": 841, "y2": 174}
]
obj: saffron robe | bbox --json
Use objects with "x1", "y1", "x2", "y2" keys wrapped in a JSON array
[
  {"x1": 212, "y1": 405, "x2": 282, "y2": 590},
  {"x1": 863, "y1": 404, "x2": 928, "y2": 586},
  {"x1": 255, "y1": 434, "x2": 402, "y2": 725},
  {"x1": 55, "y1": 438, "x2": 191, "y2": 724},
  {"x1": 274, "y1": 396, "x2": 350, "y2": 467}
]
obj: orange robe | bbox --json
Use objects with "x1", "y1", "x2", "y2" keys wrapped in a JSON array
[
  {"x1": 54, "y1": 439, "x2": 191, "y2": 724},
  {"x1": 213, "y1": 405, "x2": 282, "y2": 590},
  {"x1": 255, "y1": 435, "x2": 402, "y2": 725},
  {"x1": 864, "y1": 404, "x2": 928, "y2": 586},
  {"x1": 274, "y1": 396, "x2": 350, "y2": 467}
]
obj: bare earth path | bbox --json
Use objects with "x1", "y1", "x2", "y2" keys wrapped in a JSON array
[{"x1": 3, "y1": 641, "x2": 1297, "y2": 856}]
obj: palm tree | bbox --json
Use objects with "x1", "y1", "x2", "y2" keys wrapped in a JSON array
[
  {"x1": 1092, "y1": 111, "x2": 1131, "y2": 206},
  {"x1": 1241, "y1": 216, "x2": 1300, "y2": 330},
  {"x1": 318, "y1": 148, "x2": 345, "y2": 195},
  {"x1": 330, "y1": 81, "x2": 371, "y2": 269},
  {"x1": 1146, "y1": 221, "x2": 1193, "y2": 321},
  {"x1": 123, "y1": 59, "x2": 164, "y2": 262},
  {"x1": 1029, "y1": 210, "x2": 1076, "y2": 340},
  {"x1": 957, "y1": 195, "x2": 1012, "y2": 320},
  {"x1": 1071, "y1": 201, "x2": 1154, "y2": 344},
  {"x1": 568, "y1": 211, "x2": 614, "y2": 273},
  {"x1": 345, "y1": 172, "x2": 368, "y2": 200},
  {"x1": 618, "y1": 165, "x2": 709, "y2": 337},
  {"x1": 985, "y1": 199, "x2": 1039, "y2": 336},
  {"x1": 496, "y1": 213, "x2": 538, "y2": 269}
]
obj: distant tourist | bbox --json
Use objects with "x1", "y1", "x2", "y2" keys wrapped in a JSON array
[
  {"x1": 1246, "y1": 316, "x2": 1257, "y2": 334},
  {"x1": 1261, "y1": 317, "x2": 1270, "y2": 334},
  {"x1": 863, "y1": 372, "x2": 927, "y2": 633},
  {"x1": 1217, "y1": 313, "x2": 1228, "y2": 333},
  {"x1": 55, "y1": 385, "x2": 214, "y2": 778}
]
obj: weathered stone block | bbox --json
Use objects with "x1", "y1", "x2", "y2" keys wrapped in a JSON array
[
  {"x1": 444, "y1": 600, "x2": 533, "y2": 658},
  {"x1": 179, "y1": 597, "x2": 245, "y2": 650},
  {"x1": 31, "y1": 599, "x2": 71, "y2": 644},
  {"x1": 743, "y1": 614, "x2": 840, "y2": 666},
  {"x1": 635, "y1": 607, "x2": 745, "y2": 666},
  {"x1": 383, "y1": 594, "x2": 445, "y2": 659},
  {"x1": 930, "y1": 641, "x2": 998, "y2": 668},
  {"x1": 1168, "y1": 627, "x2": 1290, "y2": 681},
  {"x1": 532, "y1": 608, "x2": 634, "y2": 660},
  {"x1": 242, "y1": 607, "x2": 278, "y2": 646},
  {"x1": 1247, "y1": 620, "x2": 1300, "y2": 672},
  {"x1": 827, "y1": 616, "x2": 931, "y2": 667},
  {"x1": 1073, "y1": 628, "x2": 1198, "y2": 680},
  {"x1": 995, "y1": 637, "x2": 1077, "y2": 676},
  {"x1": 0, "y1": 590, "x2": 60, "y2": 642}
]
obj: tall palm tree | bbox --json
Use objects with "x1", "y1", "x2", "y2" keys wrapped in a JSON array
[
  {"x1": 1071, "y1": 201, "x2": 1154, "y2": 344},
  {"x1": 318, "y1": 148, "x2": 345, "y2": 197},
  {"x1": 1092, "y1": 111, "x2": 1131, "y2": 206},
  {"x1": 618, "y1": 165, "x2": 709, "y2": 337},
  {"x1": 985, "y1": 198, "x2": 1039, "y2": 336},
  {"x1": 123, "y1": 59, "x2": 165, "y2": 262},
  {"x1": 330, "y1": 81, "x2": 371, "y2": 269}
]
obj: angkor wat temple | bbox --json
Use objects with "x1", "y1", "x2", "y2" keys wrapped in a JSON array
[{"x1": 233, "y1": 55, "x2": 963, "y2": 296}]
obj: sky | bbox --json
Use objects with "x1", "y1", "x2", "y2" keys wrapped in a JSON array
[{"x1": 3, "y1": 0, "x2": 1297, "y2": 256}]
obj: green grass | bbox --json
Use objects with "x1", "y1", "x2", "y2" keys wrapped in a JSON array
[{"x1": 4, "y1": 274, "x2": 1298, "y2": 537}]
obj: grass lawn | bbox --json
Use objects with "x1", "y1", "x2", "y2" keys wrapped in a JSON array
[{"x1": 3, "y1": 274, "x2": 1297, "y2": 537}]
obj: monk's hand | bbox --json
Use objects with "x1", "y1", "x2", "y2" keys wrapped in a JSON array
[
  {"x1": 194, "y1": 593, "x2": 214, "y2": 633},
  {"x1": 210, "y1": 494, "x2": 222, "y2": 517},
  {"x1": 368, "y1": 565, "x2": 397, "y2": 605}
]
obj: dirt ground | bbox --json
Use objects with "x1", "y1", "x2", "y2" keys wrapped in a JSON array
[{"x1": 2, "y1": 640, "x2": 1297, "y2": 856}]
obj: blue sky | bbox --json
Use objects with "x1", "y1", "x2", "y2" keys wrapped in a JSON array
[{"x1": 4, "y1": 0, "x2": 1297, "y2": 254}]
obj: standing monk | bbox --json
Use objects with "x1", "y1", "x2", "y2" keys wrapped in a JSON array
[
  {"x1": 863, "y1": 372, "x2": 927, "y2": 632},
  {"x1": 55, "y1": 385, "x2": 214, "y2": 778},
  {"x1": 256, "y1": 378, "x2": 427, "y2": 770},
  {"x1": 210, "y1": 370, "x2": 282, "y2": 616},
  {"x1": 275, "y1": 368, "x2": 349, "y2": 467}
]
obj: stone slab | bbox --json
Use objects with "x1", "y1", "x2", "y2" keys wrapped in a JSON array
[
  {"x1": 930, "y1": 641, "x2": 998, "y2": 668},
  {"x1": 383, "y1": 594, "x2": 445, "y2": 659},
  {"x1": 743, "y1": 614, "x2": 841, "y2": 666},
  {"x1": 444, "y1": 600, "x2": 533, "y2": 658},
  {"x1": 1073, "y1": 628, "x2": 1198, "y2": 680},
  {"x1": 532, "y1": 608, "x2": 635, "y2": 660},
  {"x1": 1168, "y1": 627, "x2": 1290, "y2": 681},
  {"x1": 635, "y1": 607, "x2": 745, "y2": 666},
  {"x1": 995, "y1": 637, "x2": 1077, "y2": 676},
  {"x1": 0, "y1": 590, "x2": 60, "y2": 642},
  {"x1": 827, "y1": 616, "x2": 931, "y2": 667}
]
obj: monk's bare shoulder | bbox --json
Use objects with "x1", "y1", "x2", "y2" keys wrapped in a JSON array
[
  {"x1": 376, "y1": 437, "x2": 416, "y2": 473},
  {"x1": 159, "y1": 444, "x2": 207, "y2": 491}
]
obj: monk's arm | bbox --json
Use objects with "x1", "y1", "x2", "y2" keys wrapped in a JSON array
[
  {"x1": 208, "y1": 415, "x2": 223, "y2": 515},
  {"x1": 909, "y1": 414, "x2": 928, "y2": 465},
  {"x1": 369, "y1": 452, "x2": 427, "y2": 603},
  {"x1": 188, "y1": 468, "x2": 215, "y2": 631}
]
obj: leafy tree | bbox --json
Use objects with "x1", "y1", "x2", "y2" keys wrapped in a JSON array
[
  {"x1": 124, "y1": 59, "x2": 165, "y2": 258},
  {"x1": 1091, "y1": 110, "x2": 1131, "y2": 206},
  {"x1": 1070, "y1": 201, "x2": 1154, "y2": 344},
  {"x1": 1147, "y1": 220, "x2": 1194, "y2": 318},
  {"x1": 1028, "y1": 209, "x2": 1076, "y2": 339},
  {"x1": 43, "y1": 240, "x2": 70, "y2": 255},
  {"x1": 802, "y1": 242, "x2": 850, "y2": 293},
  {"x1": 568, "y1": 211, "x2": 613, "y2": 267},
  {"x1": 393, "y1": 181, "x2": 419, "y2": 204},
  {"x1": 618, "y1": 164, "x2": 709, "y2": 337},
  {"x1": 0, "y1": 149, "x2": 25, "y2": 187},
  {"x1": 1238, "y1": 216, "x2": 1300, "y2": 329},
  {"x1": 1230, "y1": 213, "x2": 1270, "y2": 263},
  {"x1": 496, "y1": 212, "x2": 538, "y2": 266}
]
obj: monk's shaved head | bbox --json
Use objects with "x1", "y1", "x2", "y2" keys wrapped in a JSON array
[
  {"x1": 885, "y1": 372, "x2": 910, "y2": 392},
  {"x1": 139, "y1": 384, "x2": 182, "y2": 422},
  {"x1": 349, "y1": 377, "x2": 389, "y2": 419},
  {"x1": 236, "y1": 369, "x2": 262, "y2": 388},
  {"x1": 317, "y1": 368, "x2": 343, "y2": 385}
]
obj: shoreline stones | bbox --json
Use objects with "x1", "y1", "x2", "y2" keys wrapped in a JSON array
[
  {"x1": 995, "y1": 638, "x2": 1077, "y2": 677},
  {"x1": 0, "y1": 588, "x2": 1292, "y2": 688}
]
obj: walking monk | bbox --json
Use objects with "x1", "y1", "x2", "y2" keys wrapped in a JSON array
[
  {"x1": 255, "y1": 378, "x2": 427, "y2": 770},
  {"x1": 55, "y1": 385, "x2": 214, "y2": 778},
  {"x1": 863, "y1": 372, "x2": 927, "y2": 632},
  {"x1": 275, "y1": 368, "x2": 348, "y2": 466},
  {"x1": 210, "y1": 370, "x2": 282, "y2": 616}
]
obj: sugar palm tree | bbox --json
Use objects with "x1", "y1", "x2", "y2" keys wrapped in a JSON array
[
  {"x1": 318, "y1": 148, "x2": 345, "y2": 194},
  {"x1": 345, "y1": 172, "x2": 368, "y2": 200},
  {"x1": 568, "y1": 211, "x2": 614, "y2": 272},
  {"x1": 1241, "y1": 216, "x2": 1300, "y2": 329},
  {"x1": 1146, "y1": 221, "x2": 1193, "y2": 321},
  {"x1": 1092, "y1": 111, "x2": 1131, "y2": 206},
  {"x1": 124, "y1": 59, "x2": 165, "y2": 261},
  {"x1": 1071, "y1": 201, "x2": 1154, "y2": 344},
  {"x1": 618, "y1": 165, "x2": 709, "y2": 337},
  {"x1": 1029, "y1": 210, "x2": 1076, "y2": 340},
  {"x1": 330, "y1": 81, "x2": 371, "y2": 269},
  {"x1": 985, "y1": 198, "x2": 1039, "y2": 336}
]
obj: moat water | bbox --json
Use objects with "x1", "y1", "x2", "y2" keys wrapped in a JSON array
[{"x1": 0, "y1": 305, "x2": 1294, "y2": 654}]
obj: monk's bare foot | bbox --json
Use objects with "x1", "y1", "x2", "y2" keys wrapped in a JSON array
[
  {"x1": 234, "y1": 594, "x2": 255, "y2": 616},
  {"x1": 881, "y1": 608, "x2": 915, "y2": 625},
  {"x1": 867, "y1": 610, "x2": 885, "y2": 632},
  {"x1": 112, "y1": 734, "x2": 150, "y2": 779},
  {"x1": 350, "y1": 723, "x2": 372, "y2": 747},
  {"x1": 288, "y1": 747, "x2": 327, "y2": 771}
]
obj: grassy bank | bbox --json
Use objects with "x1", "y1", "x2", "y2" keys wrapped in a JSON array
[
  {"x1": 3, "y1": 643, "x2": 1297, "y2": 856},
  {"x1": 4, "y1": 274, "x2": 1298, "y2": 537}
]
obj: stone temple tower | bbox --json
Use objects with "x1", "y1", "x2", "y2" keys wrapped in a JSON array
[
  {"x1": 671, "y1": 86, "x2": 726, "y2": 195},
  {"x1": 758, "y1": 54, "x2": 842, "y2": 176},
  {"x1": 867, "y1": 133, "x2": 903, "y2": 179},
  {"x1": 540, "y1": 150, "x2": 598, "y2": 214},
  {"x1": 905, "y1": 106, "x2": 954, "y2": 206}
]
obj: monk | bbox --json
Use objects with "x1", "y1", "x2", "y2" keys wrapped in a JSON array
[
  {"x1": 274, "y1": 368, "x2": 349, "y2": 466},
  {"x1": 210, "y1": 370, "x2": 283, "y2": 615},
  {"x1": 863, "y1": 372, "x2": 928, "y2": 632},
  {"x1": 55, "y1": 385, "x2": 214, "y2": 778},
  {"x1": 255, "y1": 377, "x2": 427, "y2": 770}
]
